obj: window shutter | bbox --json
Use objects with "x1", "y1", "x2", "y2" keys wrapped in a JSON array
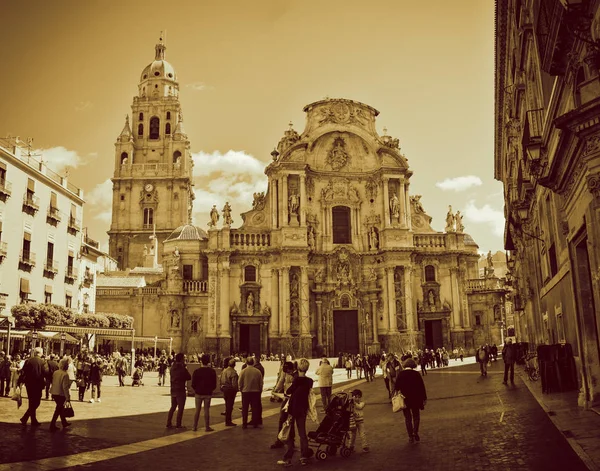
[
  {"x1": 27, "y1": 179, "x2": 35, "y2": 191},
  {"x1": 50, "y1": 192, "x2": 57, "y2": 208},
  {"x1": 24, "y1": 232, "x2": 32, "y2": 241},
  {"x1": 44, "y1": 285, "x2": 53, "y2": 294},
  {"x1": 20, "y1": 278, "x2": 31, "y2": 294},
  {"x1": 0, "y1": 161, "x2": 6, "y2": 171}
]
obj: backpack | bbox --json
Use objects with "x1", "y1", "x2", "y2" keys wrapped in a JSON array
[{"x1": 478, "y1": 349, "x2": 487, "y2": 361}]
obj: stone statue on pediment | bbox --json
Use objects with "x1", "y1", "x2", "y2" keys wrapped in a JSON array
[
  {"x1": 455, "y1": 211, "x2": 464, "y2": 233},
  {"x1": 445, "y1": 205, "x2": 455, "y2": 232},
  {"x1": 223, "y1": 202, "x2": 233, "y2": 226}
]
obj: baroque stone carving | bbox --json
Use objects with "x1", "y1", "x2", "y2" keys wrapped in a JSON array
[
  {"x1": 584, "y1": 135, "x2": 600, "y2": 156},
  {"x1": 365, "y1": 178, "x2": 378, "y2": 200},
  {"x1": 364, "y1": 210, "x2": 381, "y2": 226},
  {"x1": 445, "y1": 205, "x2": 455, "y2": 232},
  {"x1": 208, "y1": 205, "x2": 219, "y2": 227},
  {"x1": 222, "y1": 202, "x2": 233, "y2": 226},
  {"x1": 326, "y1": 137, "x2": 350, "y2": 171},
  {"x1": 455, "y1": 211, "x2": 464, "y2": 233},
  {"x1": 321, "y1": 178, "x2": 361, "y2": 204},
  {"x1": 318, "y1": 100, "x2": 368, "y2": 127},
  {"x1": 587, "y1": 172, "x2": 600, "y2": 199},
  {"x1": 306, "y1": 176, "x2": 315, "y2": 199},
  {"x1": 252, "y1": 192, "x2": 266, "y2": 211},
  {"x1": 277, "y1": 122, "x2": 300, "y2": 154}
]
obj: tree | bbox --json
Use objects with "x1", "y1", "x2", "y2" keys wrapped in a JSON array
[
  {"x1": 75, "y1": 313, "x2": 110, "y2": 328},
  {"x1": 11, "y1": 304, "x2": 40, "y2": 330},
  {"x1": 101, "y1": 312, "x2": 134, "y2": 329}
]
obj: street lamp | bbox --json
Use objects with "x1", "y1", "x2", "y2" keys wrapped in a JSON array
[{"x1": 31, "y1": 330, "x2": 38, "y2": 350}]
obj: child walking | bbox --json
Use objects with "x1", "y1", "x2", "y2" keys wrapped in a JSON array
[{"x1": 348, "y1": 389, "x2": 369, "y2": 453}]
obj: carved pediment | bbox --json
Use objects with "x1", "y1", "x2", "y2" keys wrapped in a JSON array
[{"x1": 321, "y1": 178, "x2": 361, "y2": 205}]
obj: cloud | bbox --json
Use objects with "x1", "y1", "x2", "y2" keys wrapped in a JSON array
[
  {"x1": 191, "y1": 150, "x2": 268, "y2": 226},
  {"x1": 185, "y1": 81, "x2": 210, "y2": 91},
  {"x1": 463, "y1": 200, "x2": 505, "y2": 237},
  {"x1": 36, "y1": 146, "x2": 85, "y2": 173},
  {"x1": 86, "y1": 179, "x2": 113, "y2": 224},
  {"x1": 75, "y1": 101, "x2": 93, "y2": 112},
  {"x1": 435, "y1": 175, "x2": 483, "y2": 192}
]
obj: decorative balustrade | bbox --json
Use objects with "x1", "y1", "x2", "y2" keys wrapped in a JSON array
[
  {"x1": 413, "y1": 234, "x2": 447, "y2": 249},
  {"x1": 118, "y1": 163, "x2": 183, "y2": 177},
  {"x1": 141, "y1": 286, "x2": 159, "y2": 295},
  {"x1": 47, "y1": 206, "x2": 61, "y2": 223},
  {"x1": 183, "y1": 280, "x2": 207, "y2": 293},
  {"x1": 0, "y1": 179, "x2": 11, "y2": 198},
  {"x1": 230, "y1": 231, "x2": 271, "y2": 248},
  {"x1": 97, "y1": 288, "x2": 133, "y2": 296},
  {"x1": 22, "y1": 193, "x2": 40, "y2": 213},
  {"x1": 464, "y1": 278, "x2": 505, "y2": 292}
]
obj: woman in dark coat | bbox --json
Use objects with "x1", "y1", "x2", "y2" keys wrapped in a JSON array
[{"x1": 395, "y1": 358, "x2": 427, "y2": 443}]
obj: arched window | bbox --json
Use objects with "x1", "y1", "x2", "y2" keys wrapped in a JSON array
[
  {"x1": 149, "y1": 117, "x2": 160, "y2": 139},
  {"x1": 120, "y1": 152, "x2": 128, "y2": 165},
  {"x1": 165, "y1": 123, "x2": 171, "y2": 135},
  {"x1": 138, "y1": 123, "x2": 143, "y2": 137},
  {"x1": 424, "y1": 265, "x2": 436, "y2": 282},
  {"x1": 139, "y1": 112, "x2": 143, "y2": 121},
  {"x1": 332, "y1": 206, "x2": 351, "y2": 244},
  {"x1": 143, "y1": 208, "x2": 154, "y2": 227},
  {"x1": 166, "y1": 111, "x2": 171, "y2": 120},
  {"x1": 245, "y1": 265, "x2": 256, "y2": 282},
  {"x1": 173, "y1": 150, "x2": 182, "y2": 164}
]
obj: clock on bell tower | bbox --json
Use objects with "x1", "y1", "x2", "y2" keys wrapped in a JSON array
[{"x1": 108, "y1": 36, "x2": 194, "y2": 270}]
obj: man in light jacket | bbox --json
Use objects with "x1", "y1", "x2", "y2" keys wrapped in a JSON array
[
  {"x1": 315, "y1": 358, "x2": 333, "y2": 409},
  {"x1": 220, "y1": 358, "x2": 239, "y2": 427},
  {"x1": 238, "y1": 357, "x2": 263, "y2": 429}
]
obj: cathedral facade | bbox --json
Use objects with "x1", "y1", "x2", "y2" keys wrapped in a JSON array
[{"x1": 98, "y1": 40, "x2": 489, "y2": 358}]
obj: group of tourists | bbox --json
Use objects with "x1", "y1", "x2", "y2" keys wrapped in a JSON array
[{"x1": 339, "y1": 352, "x2": 381, "y2": 381}]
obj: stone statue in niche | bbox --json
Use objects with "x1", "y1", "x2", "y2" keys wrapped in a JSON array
[
  {"x1": 209, "y1": 205, "x2": 219, "y2": 227},
  {"x1": 222, "y1": 202, "x2": 233, "y2": 226},
  {"x1": 445, "y1": 205, "x2": 455, "y2": 232},
  {"x1": 314, "y1": 268, "x2": 325, "y2": 283},
  {"x1": 172, "y1": 246, "x2": 180, "y2": 270},
  {"x1": 307, "y1": 226, "x2": 315, "y2": 249},
  {"x1": 289, "y1": 192, "x2": 299, "y2": 216},
  {"x1": 290, "y1": 273, "x2": 299, "y2": 298},
  {"x1": 390, "y1": 192, "x2": 400, "y2": 219},
  {"x1": 143, "y1": 245, "x2": 148, "y2": 256},
  {"x1": 369, "y1": 226, "x2": 379, "y2": 250},
  {"x1": 246, "y1": 292, "x2": 254, "y2": 315},
  {"x1": 366, "y1": 267, "x2": 377, "y2": 282},
  {"x1": 171, "y1": 310, "x2": 180, "y2": 328},
  {"x1": 428, "y1": 290, "x2": 436, "y2": 310},
  {"x1": 455, "y1": 210, "x2": 464, "y2": 233}
]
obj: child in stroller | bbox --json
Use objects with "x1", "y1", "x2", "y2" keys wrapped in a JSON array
[
  {"x1": 132, "y1": 366, "x2": 144, "y2": 386},
  {"x1": 308, "y1": 391, "x2": 354, "y2": 461}
]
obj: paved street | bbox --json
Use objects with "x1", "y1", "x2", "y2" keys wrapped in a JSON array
[{"x1": 0, "y1": 360, "x2": 589, "y2": 471}]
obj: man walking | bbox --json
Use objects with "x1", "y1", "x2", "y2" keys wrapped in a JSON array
[
  {"x1": 502, "y1": 339, "x2": 517, "y2": 385},
  {"x1": 166, "y1": 353, "x2": 191, "y2": 429},
  {"x1": 476, "y1": 345, "x2": 489, "y2": 377},
  {"x1": 220, "y1": 358, "x2": 239, "y2": 427},
  {"x1": 19, "y1": 347, "x2": 48, "y2": 426},
  {"x1": 45, "y1": 354, "x2": 59, "y2": 400},
  {"x1": 238, "y1": 357, "x2": 263, "y2": 429},
  {"x1": 191, "y1": 354, "x2": 217, "y2": 432},
  {"x1": 315, "y1": 358, "x2": 333, "y2": 409}
]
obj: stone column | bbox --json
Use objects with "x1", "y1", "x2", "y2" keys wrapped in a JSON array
[
  {"x1": 282, "y1": 266, "x2": 290, "y2": 334},
  {"x1": 383, "y1": 177, "x2": 390, "y2": 227},
  {"x1": 300, "y1": 266, "x2": 310, "y2": 336},
  {"x1": 300, "y1": 175, "x2": 307, "y2": 226},
  {"x1": 271, "y1": 268, "x2": 279, "y2": 335},
  {"x1": 316, "y1": 300, "x2": 323, "y2": 345},
  {"x1": 282, "y1": 175, "x2": 289, "y2": 226},
  {"x1": 399, "y1": 177, "x2": 406, "y2": 228},
  {"x1": 371, "y1": 298, "x2": 379, "y2": 343},
  {"x1": 404, "y1": 266, "x2": 415, "y2": 331},
  {"x1": 450, "y1": 267, "x2": 461, "y2": 328},
  {"x1": 405, "y1": 183, "x2": 412, "y2": 231},
  {"x1": 232, "y1": 320, "x2": 238, "y2": 352},
  {"x1": 271, "y1": 180, "x2": 278, "y2": 228},
  {"x1": 386, "y1": 267, "x2": 397, "y2": 332},
  {"x1": 262, "y1": 321, "x2": 269, "y2": 354},
  {"x1": 220, "y1": 263, "x2": 231, "y2": 336}
]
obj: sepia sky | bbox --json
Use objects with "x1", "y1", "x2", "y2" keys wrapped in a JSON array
[{"x1": 0, "y1": 0, "x2": 502, "y2": 254}]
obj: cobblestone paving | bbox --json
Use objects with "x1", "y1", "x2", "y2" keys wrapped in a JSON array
[{"x1": 0, "y1": 361, "x2": 589, "y2": 470}]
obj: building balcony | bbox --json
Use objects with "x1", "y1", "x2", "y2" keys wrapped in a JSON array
[
  {"x1": 229, "y1": 231, "x2": 271, "y2": 249},
  {"x1": 46, "y1": 206, "x2": 61, "y2": 225},
  {"x1": 0, "y1": 241, "x2": 6, "y2": 262},
  {"x1": 464, "y1": 278, "x2": 507, "y2": 293},
  {"x1": 0, "y1": 179, "x2": 11, "y2": 201},
  {"x1": 67, "y1": 216, "x2": 81, "y2": 235},
  {"x1": 19, "y1": 250, "x2": 36, "y2": 270},
  {"x1": 83, "y1": 235, "x2": 99, "y2": 248},
  {"x1": 64, "y1": 266, "x2": 78, "y2": 284},
  {"x1": 43, "y1": 259, "x2": 59, "y2": 277},
  {"x1": 183, "y1": 280, "x2": 208, "y2": 293},
  {"x1": 82, "y1": 270, "x2": 94, "y2": 286},
  {"x1": 142, "y1": 224, "x2": 154, "y2": 230},
  {"x1": 413, "y1": 234, "x2": 447, "y2": 249},
  {"x1": 22, "y1": 193, "x2": 40, "y2": 215}
]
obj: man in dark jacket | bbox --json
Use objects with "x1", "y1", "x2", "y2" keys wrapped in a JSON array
[
  {"x1": 45, "y1": 354, "x2": 59, "y2": 400},
  {"x1": 395, "y1": 358, "x2": 427, "y2": 443},
  {"x1": 191, "y1": 354, "x2": 217, "y2": 432},
  {"x1": 19, "y1": 347, "x2": 48, "y2": 426},
  {"x1": 0, "y1": 352, "x2": 11, "y2": 397},
  {"x1": 502, "y1": 339, "x2": 517, "y2": 385},
  {"x1": 166, "y1": 353, "x2": 191, "y2": 429},
  {"x1": 238, "y1": 357, "x2": 263, "y2": 429},
  {"x1": 476, "y1": 345, "x2": 489, "y2": 377}
]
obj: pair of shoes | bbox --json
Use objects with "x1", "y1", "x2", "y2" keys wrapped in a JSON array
[
  {"x1": 166, "y1": 424, "x2": 173, "y2": 429},
  {"x1": 414, "y1": 433, "x2": 420, "y2": 442},
  {"x1": 221, "y1": 411, "x2": 226, "y2": 416},
  {"x1": 276, "y1": 460, "x2": 292, "y2": 467},
  {"x1": 502, "y1": 381, "x2": 507, "y2": 385},
  {"x1": 89, "y1": 399, "x2": 95, "y2": 403},
  {"x1": 511, "y1": 381, "x2": 515, "y2": 385},
  {"x1": 49, "y1": 424, "x2": 59, "y2": 432},
  {"x1": 225, "y1": 422, "x2": 237, "y2": 427},
  {"x1": 363, "y1": 447, "x2": 370, "y2": 452},
  {"x1": 62, "y1": 422, "x2": 71, "y2": 428},
  {"x1": 408, "y1": 436, "x2": 415, "y2": 444},
  {"x1": 20, "y1": 417, "x2": 27, "y2": 426},
  {"x1": 270, "y1": 441, "x2": 284, "y2": 448},
  {"x1": 175, "y1": 425, "x2": 186, "y2": 429},
  {"x1": 205, "y1": 427, "x2": 214, "y2": 432}
]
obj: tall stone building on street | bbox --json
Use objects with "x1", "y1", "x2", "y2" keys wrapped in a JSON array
[
  {"x1": 98, "y1": 39, "x2": 506, "y2": 359},
  {"x1": 495, "y1": 0, "x2": 600, "y2": 408}
]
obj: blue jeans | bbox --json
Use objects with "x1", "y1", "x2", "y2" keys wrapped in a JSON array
[{"x1": 167, "y1": 394, "x2": 186, "y2": 427}]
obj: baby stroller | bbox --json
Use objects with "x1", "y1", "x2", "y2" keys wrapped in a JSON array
[
  {"x1": 131, "y1": 367, "x2": 144, "y2": 386},
  {"x1": 308, "y1": 391, "x2": 353, "y2": 461}
]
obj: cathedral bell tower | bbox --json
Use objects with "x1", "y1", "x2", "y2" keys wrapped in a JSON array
[{"x1": 108, "y1": 36, "x2": 194, "y2": 269}]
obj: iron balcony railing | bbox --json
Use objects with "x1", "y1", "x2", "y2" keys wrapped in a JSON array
[
  {"x1": 19, "y1": 250, "x2": 36, "y2": 266},
  {"x1": 44, "y1": 259, "x2": 59, "y2": 274}
]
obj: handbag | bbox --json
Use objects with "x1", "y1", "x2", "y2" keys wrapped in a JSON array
[
  {"x1": 63, "y1": 401, "x2": 75, "y2": 418},
  {"x1": 392, "y1": 391, "x2": 406, "y2": 412},
  {"x1": 278, "y1": 416, "x2": 292, "y2": 442}
]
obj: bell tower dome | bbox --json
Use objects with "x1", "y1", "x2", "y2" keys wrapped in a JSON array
[{"x1": 108, "y1": 36, "x2": 194, "y2": 270}]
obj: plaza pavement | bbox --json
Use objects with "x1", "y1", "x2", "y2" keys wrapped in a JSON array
[{"x1": 0, "y1": 357, "x2": 597, "y2": 470}]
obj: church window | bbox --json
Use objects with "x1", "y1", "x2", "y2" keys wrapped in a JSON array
[
  {"x1": 173, "y1": 151, "x2": 182, "y2": 164},
  {"x1": 138, "y1": 123, "x2": 144, "y2": 137},
  {"x1": 174, "y1": 193, "x2": 179, "y2": 200},
  {"x1": 475, "y1": 314, "x2": 481, "y2": 326},
  {"x1": 167, "y1": 73, "x2": 173, "y2": 78},
  {"x1": 139, "y1": 112, "x2": 143, "y2": 121},
  {"x1": 245, "y1": 265, "x2": 256, "y2": 282},
  {"x1": 154, "y1": 71, "x2": 160, "y2": 76},
  {"x1": 143, "y1": 74, "x2": 147, "y2": 80},
  {"x1": 166, "y1": 111, "x2": 171, "y2": 120},
  {"x1": 149, "y1": 117, "x2": 160, "y2": 139},
  {"x1": 120, "y1": 194, "x2": 125, "y2": 201},
  {"x1": 120, "y1": 152, "x2": 128, "y2": 165},
  {"x1": 425, "y1": 265, "x2": 436, "y2": 282},
  {"x1": 143, "y1": 208, "x2": 154, "y2": 227},
  {"x1": 165, "y1": 123, "x2": 171, "y2": 135},
  {"x1": 183, "y1": 265, "x2": 193, "y2": 280},
  {"x1": 190, "y1": 318, "x2": 198, "y2": 333},
  {"x1": 332, "y1": 206, "x2": 351, "y2": 244}
]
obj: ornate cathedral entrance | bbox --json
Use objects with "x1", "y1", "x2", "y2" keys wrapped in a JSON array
[
  {"x1": 333, "y1": 310, "x2": 359, "y2": 354},
  {"x1": 424, "y1": 320, "x2": 443, "y2": 349},
  {"x1": 239, "y1": 324, "x2": 261, "y2": 355}
]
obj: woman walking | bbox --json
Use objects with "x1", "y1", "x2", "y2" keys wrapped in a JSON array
[
  {"x1": 395, "y1": 358, "x2": 427, "y2": 444},
  {"x1": 49, "y1": 358, "x2": 72, "y2": 431}
]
